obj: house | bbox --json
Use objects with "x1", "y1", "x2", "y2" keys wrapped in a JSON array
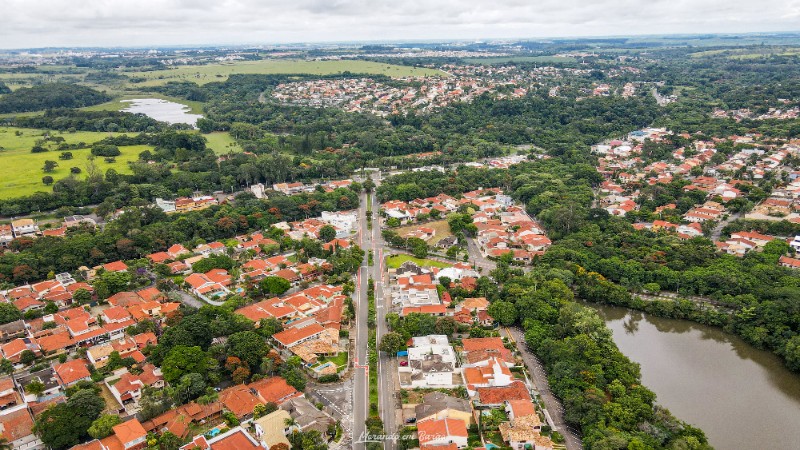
[
  {"x1": 273, "y1": 323, "x2": 325, "y2": 350},
  {"x1": 0, "y1": 377, "x2": 23, "y2": 414},
  {"x1": 0, "y1": 225, "x2": 13, "y2": 247},
  {"x1": 183, "y1": 426, "x2": 261, "y2": 450},
  {"x1": 185, "y1": 269, "x2": 232, "y2": 298},
  {"x1": 11, "y1": 219, "x2": 38, "y2": 238},
  {"x1": 1, "y1": 338, "x2": 40, "y2": 364},
  {"x1": 0, "y1": 321, "x2": 25, "y2": 344},
  {"x1": 103, "y1": 261, "x2": 129, "y2": 273},
  {"x1": 110, "y1": 418, "x2": 148, "y2": 450},
  {"x1": 0, "y1": 408, "x2": 40, "y2": 449},
  {"x1": 280, "y1": 396, "x2": 335, "y2": 435},
  {"x1": 219, "y1": 385, "x2": 261, "y2": 420},
  {"x1": 107, "y1": 364, "x2": 163, "y2": 413},
  {"x1": 252, "y1": 410, "x2": 293, "y2": 449},
  {"x1": 499, "y1": 415, "x2": 554, "y2": 450},
  {"x1": 54, "y1": 358, "x2": 91, "y2": 387},
  {"x1": 462, "y1": 358, "x2": 513, "y2": 395},
  {"x1": 779, "y1": 255, "x2": 800, "y2": 269},
  {"x1": 475, "y1": 381, "x2": 531, "y2": 407},
  {"x1": 416, "y1": 418, "x2": 469, "y2": 449},
  {"x1": 249, "y1": 376, "x2": 302, "y2": 405},
  {"x1": 461, "y1": 337, "x2": 515, "y2": 367},
  {"x1": 400, "y1": 335, "x2": 459, "y2": 389},
  {"x1": 15, "y1": 368, "x2": 60, "y2": 402},
  {"x1": 141, "y1": 401, "x2": 222, "y2": 439},
  {"x1": 415, "y1": 391, "x2": 473, "y2": 426}
]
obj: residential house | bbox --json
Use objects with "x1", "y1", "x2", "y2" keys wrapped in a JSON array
[
  {"x1": 415, "y1": 391, "x2": 473, "y2": 426},
  {"x1": 416, "y1": 418, "x2": 468, "y2": 449}
]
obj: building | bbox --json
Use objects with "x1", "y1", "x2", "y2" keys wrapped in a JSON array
[
  {"x1": 252, "y1": 410, "x2": 293, "y2": 449},
  {"x1": 415, "y1": 392, "x2": 473, "y2": 426},
  {"x1": 0, "y1": 408, "x2": 41, "y2": 449},
  {"x1": 182, "y1": 426, "x2": 261, "y2": 450},
  {"x1": 11, "y1": 219, "x2": 38, "y2": 238},
  {"x1": 400, "y1": 335, "x2": 459, "y2": 389},
  {"x1": 416, "y1": 418, "x2": 469, "y2": 449},
  {"x1": 54, "y1": 358, "x2": 91, "y2": 387}
]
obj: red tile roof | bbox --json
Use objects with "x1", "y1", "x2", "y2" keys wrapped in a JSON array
[{"x1": 54, "y1": 358, "x2": 91, "y2": 385}]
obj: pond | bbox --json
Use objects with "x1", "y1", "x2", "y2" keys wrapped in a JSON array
[
  {"x1": 121, "y1": 98, "x2": 203, "y2": 127},
  {"x1": 590, "y1": 304, "x2": 800, "y2": 449}
]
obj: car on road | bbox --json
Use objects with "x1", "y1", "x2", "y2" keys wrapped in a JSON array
[{"x1": 405, "y1": 417, "x2": 416, "y2": 424}]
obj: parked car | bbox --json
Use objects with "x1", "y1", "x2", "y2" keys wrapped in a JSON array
[
  {"x1": 405, "y1": 417, "x2": 417, "y2": 424},
  {"x1": 399, "y1": 360, "x2": 408, "y2": 366}
]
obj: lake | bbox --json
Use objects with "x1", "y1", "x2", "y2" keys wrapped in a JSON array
[
  {"x1": 121, "y1": 98, "x2": 203, "y2": 126},
  {"x1": 590, "y1": 304, "x2": 800, "y2": 450}
]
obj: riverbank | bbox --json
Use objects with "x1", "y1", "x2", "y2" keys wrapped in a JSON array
[{"x1": 589, "y1": 303, "x2": 800, "y2": 450}]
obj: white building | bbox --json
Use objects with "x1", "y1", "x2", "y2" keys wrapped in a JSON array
[{"x1": 400, "y1": 335, "x2": 459, "y2": 389}]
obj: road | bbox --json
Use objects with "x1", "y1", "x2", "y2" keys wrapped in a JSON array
[
  {"x1": 710, "y1": 212, "x2": 742, "y2": 241},
  {"x1": 352, "y1": 187, "x2": 372, "y2": 449},
  {"x1": 371, "y1": 177, "x2": 399, "y2": 450},
  {"x1": 506, "y1": 327, "x2": 584, "y2": 450},
  {"x1": 464, "y1": 235, "x2": 497, "y2": 272}
]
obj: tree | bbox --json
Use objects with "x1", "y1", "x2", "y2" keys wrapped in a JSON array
[
  {"x1": 0, "y1": 303, "x2": 21, "y2": 325},
  {"x1": 73, "y1": 288, "x2": 92, "y2": 305},
  {"x1": 259, "y1": 276, "x2": 291, "y2": 296},
  {"x1": 25, "y1": 380, "x2": 45, "y2": 397},
  {"x1": 59, "y1": 152, "x2": 73, "y2": 160},
  {"x1": 228, "y1": 331, "x2": 268, "y2": 371},
  {"x1": 42, "y1": 176, "x2": 54, "y2": 185},
  {"x1": 34, "y1": 403, "x2": 85, "y2": 449},
  {"x1": 171, "y1": 373, "x2": 207, "y2": 404},
  {"x1": 20, "y1": 350, "x2": 36, "y2": 366},
  {"x1": 42, "y1": 160, "x2": 58, "y2": 172},
  {"x1": 379, "y1": 332, "x2": 406, "y2": 355},
  {"x1": 88, "y1": 414, "x2": 122, "y2": 439},
  {"x1": 70, "y1": 167, "x2": 81, "y2": 174},
  {"x1": 0, "y1": 359, "x2": 13, "y2": 375},
  {"x1": 161, "y1": 346, "x2": 209, "y2": 384},
  {"x1": 232, "y1": 366, "x2": 251, "y2": 384},
  {"x1": 67, "y1": 388, "x2": 105, "y2": 420},
  {"x1": 158, "y1": 431, "x2": 183, "y2": 450},
  {"x1": 487, "y1": 301, "x2": 517, "y2": 326},
  {"x1": 319, "y1": 225, "x2": 337, "y2": 243}
]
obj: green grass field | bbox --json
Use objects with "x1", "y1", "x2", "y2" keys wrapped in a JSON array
[
  {"x1": 463, "y1": 56, "x2": 576, "y2": 65},
  {"x1": 204, "y1": 132, "x2": 242, "y2": 155},
  {"x1": 0, "y1": 127, "x2": 143, "y2": 199},
  {"x1": 124, "y1": 59, "x2": 446, "y2": 86},
  {"x1": 386, "y1": 254, "x2": 453, "y2": 269}
]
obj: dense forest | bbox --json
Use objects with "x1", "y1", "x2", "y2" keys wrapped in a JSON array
[{"x1": 0, "y1": 83, "x2": 111, "y2": 113}]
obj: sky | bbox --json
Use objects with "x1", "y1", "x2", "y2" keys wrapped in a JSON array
[{"x1": 2, "y1": 0, "x2": 800, "y2": 49}]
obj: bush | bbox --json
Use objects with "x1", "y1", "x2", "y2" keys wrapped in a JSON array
[
  {"x1": 91, "y1": 144, "x2": 121, "y2": 157},
  {"x1": 318, "y1": 374, "x2": 340, "y2": 383}
]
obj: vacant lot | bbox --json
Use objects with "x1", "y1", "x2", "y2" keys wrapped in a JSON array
[
  {"x1": 386, "y1": 254, "x2": 452, "y2": 269},
  {"x1": 394, "y1": 219, "x2": 453, "y2": 244},
  {"x1": 124, "y1": 59, "x2": 446, "y2": 86},
  {"x1": 204, "y1": 132, "x2": 242, "y2": 155},
  {"x1": 0, "y1": 127, "x2": 143, "y2": 199}
]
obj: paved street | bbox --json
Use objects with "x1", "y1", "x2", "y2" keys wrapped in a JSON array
[
  {"x1": 352, "y1": 188, "x2": 372, "y2": 450},
  {"x1": 506, "y1": 327, "x2": 583, "y2": 450}
]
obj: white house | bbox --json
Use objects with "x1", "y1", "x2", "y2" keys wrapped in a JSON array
[{"x1": 400, "y1": 335, "x2": 459, "y2": 389}]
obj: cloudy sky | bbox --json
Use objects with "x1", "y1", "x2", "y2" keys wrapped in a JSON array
[{"x1": 3, "y1": 0, "x2": 800, "y2": 49}]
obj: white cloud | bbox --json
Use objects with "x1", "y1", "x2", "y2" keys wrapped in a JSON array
[{"x1": 0, "y1": 0, "x2": 798, "y2": 48}]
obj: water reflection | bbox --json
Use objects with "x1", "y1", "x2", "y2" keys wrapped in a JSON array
[
  {"x1": 121, "y1": 98, "x2": 203, "y2": 127},
  {"x1": 588, "y1": 303, "x2": 800, "y2": 450}
]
